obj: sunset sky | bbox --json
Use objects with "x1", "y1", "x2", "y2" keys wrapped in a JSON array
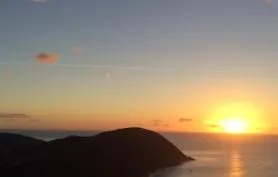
[{"x1": 1, "y1": 0, "x2": 278, "y2": 133}]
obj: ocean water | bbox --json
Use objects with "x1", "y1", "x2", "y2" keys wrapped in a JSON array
[
  {"x1": 3, "y1": 130, "x2": 278, "y2": 177},
  {"x1": 157, "y1": 133, "x2": 278, "y2": 177}
]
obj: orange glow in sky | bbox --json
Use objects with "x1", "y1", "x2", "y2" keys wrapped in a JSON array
[{"x1": 206, "y1": 101, "x2": 263, "y2": 134}]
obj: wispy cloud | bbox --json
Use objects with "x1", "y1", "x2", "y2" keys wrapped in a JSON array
[
  {"x1": 30, "y1": 0, "x2": 48, "y2": 3},
  {"x1": 0, "y1": 113, "x2": 31, "y2": 119},
  {"x1": 179, "y1": 118, "x2": 193, "y2": 123},
  {"x1": 36, "y1": 53, "x2": 59, "y2": 63},
  {"x1": 39, "y1": 63, "x2": 171, "y2": 71},
  {"x1": 151, "y1": 119, "x2": 170, "y2": 127},
  {"x1": 1, "y1": 59, "x2": 172, "y2": 71},
  {"x1": 209, "y1": 124, "x2": 220, "y2": 129}
]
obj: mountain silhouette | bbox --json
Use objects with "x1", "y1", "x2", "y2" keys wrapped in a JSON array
[{"x1": 1, "y1": 127, "x2": 194, "y2": 177}]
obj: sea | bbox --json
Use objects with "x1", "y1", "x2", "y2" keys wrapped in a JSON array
[{"x1": 2, "y1": 129, "x2": 278, "y2": 177}]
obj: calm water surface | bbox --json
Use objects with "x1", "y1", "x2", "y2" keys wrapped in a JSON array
[{"x1": 157, "y1": 133, "x2": 278, "y2": 177}]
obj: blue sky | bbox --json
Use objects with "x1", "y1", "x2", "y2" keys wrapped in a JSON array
[{"x1": 1, "y1": 0, "x2": 278, "y2": 132}]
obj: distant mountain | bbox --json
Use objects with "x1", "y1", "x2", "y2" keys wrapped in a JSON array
[{"x1": 1, "y1": 127, "x2": 194, "y2": 177}]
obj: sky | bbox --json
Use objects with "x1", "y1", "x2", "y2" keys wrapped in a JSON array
[{"x1": 1, "y1": 0, "x2": 278, "y2": 133}]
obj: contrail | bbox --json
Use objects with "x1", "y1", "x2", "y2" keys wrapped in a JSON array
[
  {"x1": 52, "y1": 63, "x2": 171, "y2": 70},
  {"x1": 0, "y1": 61, "x2": 173, "y2": 71}
]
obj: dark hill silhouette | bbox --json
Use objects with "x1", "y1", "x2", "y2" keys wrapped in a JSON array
[
  {"x1": 1, "y1": 127, "x2": 194, "y2": 177},
  {"x1": 0, "y1": 132, "x2": 44, "y2": 149},
  {"x1": 0, "y1": 133, "x2": 45, "y2": 167}
]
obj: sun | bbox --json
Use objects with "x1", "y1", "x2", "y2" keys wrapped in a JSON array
[
  {"x1": 209, "y1": 101, "x2": 262, "y2": 134},
  {"x1": 221, "y1": 119, "x2": 247, "y2": 134}
]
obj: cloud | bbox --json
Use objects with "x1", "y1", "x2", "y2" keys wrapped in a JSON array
[
  {"x1": 50, "y1": 63, "x2": 170, "y2": 70},
  {"x1": 36, "y1": 53, "x2": 59, "y2": 63},
  {"x1": 30, "y1": 0, "x2": 48, "y2": 3},
  {"x1": 179, "y1": 118, "x2": 193, "y2": 123},
  {"x1": 0, "y1": 113, "x2": 31, "y2": 119},
  {"x1": 209, "y1": 124, "x2": 220, "y2": 129},
  {"x1": 2, "y1": 60, "x2": 172, "y2": 71},
  {"x1": 151, "y1": 120, "x2": 170, "y2": 127}
]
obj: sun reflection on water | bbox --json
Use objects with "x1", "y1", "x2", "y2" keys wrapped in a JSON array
[{"x1": 229, "y1": 149, "x2": 244, "y2": 177}]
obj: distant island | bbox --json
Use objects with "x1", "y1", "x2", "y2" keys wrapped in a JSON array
[{"x1": 0, "y1": 127, "x2": 194, "y2": 177}]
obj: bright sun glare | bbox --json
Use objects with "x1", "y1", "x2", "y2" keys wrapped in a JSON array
[
  {"x1": 221, "y1": 119, "x2": 247, "y2": 134},
  {"x1": 211, "y1": 102, "x2": 260, "y2": 134}
]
